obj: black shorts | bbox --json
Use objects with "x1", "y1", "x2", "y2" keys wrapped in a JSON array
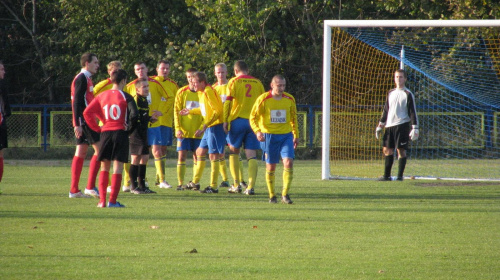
[
  {"x1": 0, "y1": 126, "x2": 7, "y2": 150},
  {"x1": 75, "y1": 125, "x2": 100, "y2": 145},
  {"x1": 129, "y1": 135, "x2": 149, "y2": 156},
  {"x1": 383, "y1": 122, "x2": 410, "y2": 150},
  {"x1": 98, "y1": 130, "x2": 129, "y2": 163}
]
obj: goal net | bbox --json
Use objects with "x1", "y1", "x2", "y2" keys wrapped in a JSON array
[{"x1": 322, "y1": 20, "x2": 500, "y2": 180}]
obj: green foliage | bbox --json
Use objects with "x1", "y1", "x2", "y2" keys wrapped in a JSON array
[{"x1": 1, "y1": 0, "x2": 498, "y2": 104}]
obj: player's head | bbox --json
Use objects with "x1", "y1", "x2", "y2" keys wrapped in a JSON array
[
  {"x1": 135, "y1": 78, "x2": 150, "y2": 97},
  {"x1": 271, "y1": 75, "x2": 286, "y2": 96},
  {"x1": 185, "y1": 67, "x2": 198, "y2": 90},
  {"x1": 81, "y1": 53, "x2": 99, "y2": 75},
  {"x1": 394, "y1": 69, "x2": 406, "y2": 89},
  {"x1": 234, "y1": 60, "x2": 248, "y2": 75},
  {"x1": 0, "y1": 60, "x2": 5, "y2": 80},
  {"x1": 134, "y1": 61, "x2": 148, "y2": 79},
  {"x1": 111, "y1": 69, "x2": 128, "y2": 86},
  {"x1": 156, "y1": 60, "x2": 170, "y2": 78},
  {"x1": 192, "y1": 72, "x2": 208, "y2": 92},
  {"x1": 107, "y1": 61, "x2": 122, "y2": 76},
  {"x1": 214, "y1": 63, "x2": 227, "y2": 83}
]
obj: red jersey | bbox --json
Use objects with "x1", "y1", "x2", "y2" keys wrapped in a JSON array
[
  {"x1": 83, "y1": 89, "x2": 138, "y2": 133},
  {"x1": 71, "y1": 70, "x2": 94, "y2": 127}
]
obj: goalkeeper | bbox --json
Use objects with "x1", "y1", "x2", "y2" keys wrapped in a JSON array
[{"x1": 375, "y1": 69, "x2": 419, "y2": 181}]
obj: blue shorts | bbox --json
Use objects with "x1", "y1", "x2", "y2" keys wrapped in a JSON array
[
  {"x1": 260, "y1": 132, "x2": 295, "y2": 164},
  {"x1": 228, "y1": 118, "x2": 260, "y2": 150},
  {"x1": 176, "y1": 138, "x2": 201, "y2": 152},
  {"x1": 199, "y1": 124, "x2": 226, "y2": 154},
  {"x1": 148, "y1": 126, "x2": 173, "y2": 146}
]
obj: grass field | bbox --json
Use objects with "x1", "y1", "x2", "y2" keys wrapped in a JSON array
[{"x1": 0, "y1": 159, "x2": 499, "y2": 279}]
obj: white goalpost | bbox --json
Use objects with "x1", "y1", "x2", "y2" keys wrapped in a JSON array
[{"x1": 322, "y1": 20, "x2": 500, "y2": 180}]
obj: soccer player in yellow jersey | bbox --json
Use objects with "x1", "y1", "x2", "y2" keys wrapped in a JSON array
[
  {"x1": 151, "y1": 60, "x2": 178, "y2": 186},
  {"x1": 125, "y1": 62, "x2": 172, "y2": 190},
  {"x1": 249, "y1": 75, "x2": 299, "y2": 204},
  {"x1": 174, "y1": 68, "x2": 203, "y2": 190},
  {"x1": 94, "y1": 61, "x2": 122, "y2": 96},
  {"x1": 212, "y1": 63, "x2": 231, "y2": 188},
  {"x1": 223, "y1": 60, "x2": 265, "y2": 195},
  {"x1": 181, "y1": 72, "x2": 225, "y2": 193}
]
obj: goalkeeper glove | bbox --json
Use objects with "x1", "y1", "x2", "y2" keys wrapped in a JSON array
[
  {"x1": 375, "y1": 122, "x2": 385, "y2": 140},
  {"x1": 409, "y1": 125, "x2": 419, "y2": 141}
]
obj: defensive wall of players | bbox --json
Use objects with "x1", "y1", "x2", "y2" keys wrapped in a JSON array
[{"x1": 6, "y1": 104, "x2": 500, "y2": 152}]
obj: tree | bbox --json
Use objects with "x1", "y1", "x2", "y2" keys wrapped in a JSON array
[{"x1": 0, "y1": 0, "x2": 57, "y2": 103}]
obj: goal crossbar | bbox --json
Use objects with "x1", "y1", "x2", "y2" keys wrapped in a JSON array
[{"x1": 322, "y1": 20, "x2": 500, "y2": 180}]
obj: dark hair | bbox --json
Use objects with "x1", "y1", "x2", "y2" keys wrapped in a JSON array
[
  {"x1": 134, "y1": 61, "x2": 146, "y2": 67},
  {"x1": 186, "y1": 67, "x2": 198, "y2": 74},
  {"x1": 194, "y1": 72, "x2": 207, "y2": 84},
  {"x1": 272, "y1": 74, "x2": 286, "y2": 83},
  {"x1": 234, "y1": 60, "x2": 248, "y2": 73},
  {"x1": 80, "y1": 53, "x2": 97, "y2": 67},
  {"x1": 157, "y1": 60, "x2": 170, "y2": 68},
  {"x1": 395, "y1": 69, "x2": 406, "y2": 78},
  {"x1": 111, "y1": 69, "x2": 128, "y2": 84}
]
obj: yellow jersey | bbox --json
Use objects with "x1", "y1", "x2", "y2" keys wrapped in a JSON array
[
  {"x1": 249, "y1": 91, "x2": 299, "y2": 138},
  {"x1": 93, "y1": 78, "x2": 113, "y2": 96},
  {"x1": 224, "y1": 75, "x2": 265, "y2": 122},
  {"x1": 191, "y1": 85, "x2": 223, "y2": 129},
  {"x1": 124, "y1": 77, "x2": 170, "y2": 128},
  {"x1": 151, "y1": 76, "x2": 178, "y2": 128},
  {"x1": 213, "y1": 82, "x2": 228, "y2": 103},
  {"x1": 174, "y1": 85, "x2": 203, "y2": 139}
]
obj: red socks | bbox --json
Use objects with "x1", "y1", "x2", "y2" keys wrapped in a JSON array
[
  {"x1": 86, "y1": 155, "x2": 100, "y2": 190},
  {"x1": 109, "y1": 173, "x2": 122, "y2": 204},
  {"x1": 70, "y1": 156, "x2": 84, "y2": 193},
  {"x1": 98, "y1": 171, "x2": 109, "y2": 205}
]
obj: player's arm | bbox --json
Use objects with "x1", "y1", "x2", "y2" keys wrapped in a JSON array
[
  {"x1": 407, "y1": 91, "x2": 419, "y2": 141},
  {"x1": 189, "y1": 107, "x2": 201, "y2": 115},
  {"x1": 407, "y1": 91, "x2": 419, "y2": 127},
  {"x1": 72, "y1": 74, "x2": 87, "y2": 127},
  {"x1": 126, "y1": 93, "x2": 139, "y2": 134},
  {"x1": 173, "y1": 91, "x2": 184, "y2": 137},
  {"x1": 378, "y1": 91, "x2": 390, "y2": 126},
  {"x1": 289, "y1": 98, "x2": 300, "y2": 148},
  {"x1": 223, "y1": 83, "x2": 234, "y2": 132},
  {"x1": 0, "y1": 83, "x2": 11, "y2": 118},
  {"x1": 223, "y1": 97, "x2": 233, "y2": 132},
  {"x1": 249, "y1": 96, "x2": 265, "y2": 142},
  {"x1": 204, "y1": 89, "x2": 222, "y2": 127},
  {"x1": 290, "y1": 98, "x2": 299, "y2": 140},
  {"x1": 83, "y1": 99, "x2": 101, "y2": 133}
]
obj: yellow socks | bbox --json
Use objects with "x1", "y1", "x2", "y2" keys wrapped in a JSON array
[
  {"x1": 219, "y1": 158, "x2": 229, "y2": 182},
  {"x1": 154, "y1": 157, "x2": 165, "y2": 182},
  {"x1": 123, "y1": 162, "x2": 131, "y2": 185},
  {"x1": 193, "y1": 155, "x2": 206, "y2": 183},
  {"x1": 283, "y1": 168, "x2": 293, "y2": 196},
  {"x1": 177, "y1": 160, "x2": 186, "y2": 186},
  {"x1": 210, "y1": 159, "x2": 220, "y2": 188},
  {"x1": 247, "y1": 158, "x2": 258, "y2": 189},
  {"x1": 229, "y1": 153, "x2": 240, "y2": 186},
  {"x1": 266, "y1": 170, "x2": 275, "y2": 198}
]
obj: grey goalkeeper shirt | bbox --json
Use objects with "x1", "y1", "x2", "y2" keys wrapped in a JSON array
[{"x1": 379, "y1": 87, "x2": 418, "y2": 128}]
